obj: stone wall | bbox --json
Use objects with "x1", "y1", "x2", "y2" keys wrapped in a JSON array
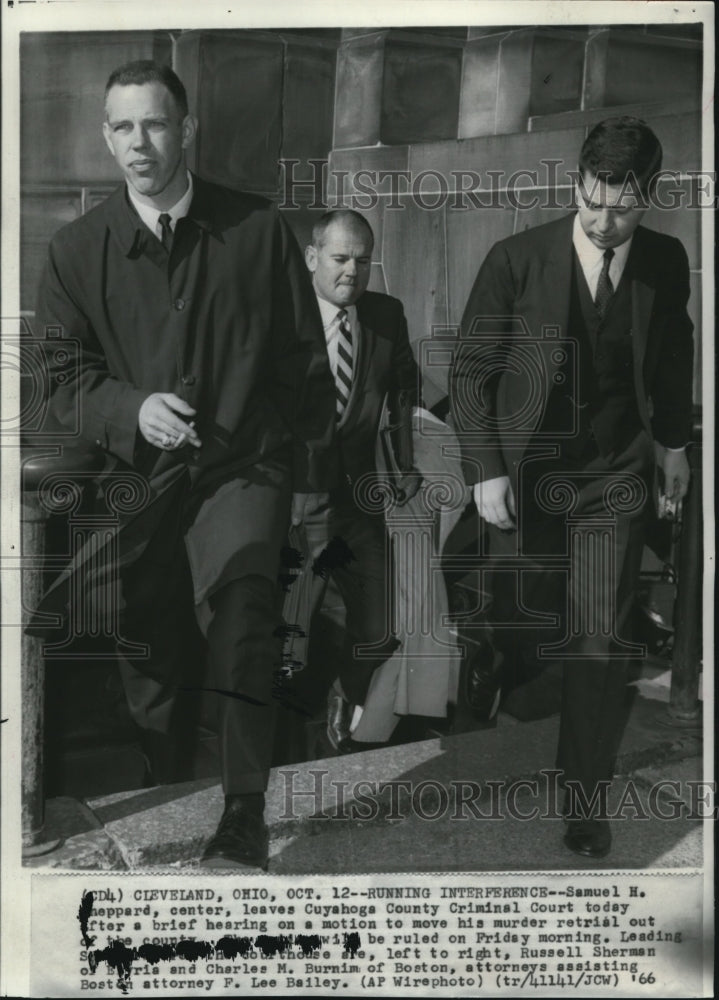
[
  {"x1": 325, "y1": 25, "x2": 704, "y2": 405},
  {"x1": 21, "y1": 24, "x2": 705, "y2": 403}
]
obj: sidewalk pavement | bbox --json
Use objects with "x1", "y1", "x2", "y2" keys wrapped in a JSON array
[{"x1": 27, "y1": 664, "x2": 704, "y2": 873}]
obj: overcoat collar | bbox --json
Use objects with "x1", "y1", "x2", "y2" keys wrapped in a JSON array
[{"x1": 105, "y1": 172, "x2": 221, "y2": 257}]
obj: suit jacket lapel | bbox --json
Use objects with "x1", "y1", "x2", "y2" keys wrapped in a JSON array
[
  {"x1": 626, "y1": 228, "x2": 654, "y2": 370},
  {"x1": 535, "y1": 214, "x2": 574, "y2": 381}
]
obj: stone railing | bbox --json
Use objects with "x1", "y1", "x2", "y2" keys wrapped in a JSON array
[{"x1": 21, "y1": 441, "x2": 104, "y2": 856}]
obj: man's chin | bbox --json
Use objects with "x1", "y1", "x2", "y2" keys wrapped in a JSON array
[
  {"x1": 125, "y1": 177, "x2": 172, "y2": 205},
  {"x1": 127, "y1": 177, "x2": 160, "y2": 196},
  {"x1": 335, "y1": 286, "x2": 364, "y2": 306},
  {"x1": 590, "y1": 236, "x2": 618, "y2": 249}
]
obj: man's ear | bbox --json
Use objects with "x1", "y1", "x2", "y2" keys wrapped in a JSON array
[
  {"x1": 181, "y1": 115, "x2": 198, "y2": 149},
  {"x1": 102, "y1": 121, "x2": 115, "y2": 157},
  {"x1": 305, "y1": 244, "x2": 318, "y2": 273}
]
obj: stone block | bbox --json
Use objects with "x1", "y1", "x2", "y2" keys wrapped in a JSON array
[
  {"x1": 409, "y1": 126, "x2": 585, "y2": 200},
  {"x1": 529, "y1": 97, "x2": 699, "y2": 133},
  {"x1": 585, "y1": 30, "x2": 702, "y2": 110},
  {"x1": 328, "y1": 143, "x2": 410, "y2": 182},
  {"x1": 333, "y1": 32, "x2": 386, "y2": 148},
  {"x1": 281, "y1": 38, "x2": 337, "y2": 181},
  {"x1": 527, "y1": 30, "x2": 587, "y2": 119},
  {"x1": 460, "y1": 29, "x2": 586, "y2": 139},
  {"x1": 335, "y1": 31, "x2": 463, "y2": 149},
  {"x1": 176, "y1": 30, "x2": 284, "y2": 195},
  {"x1": 86, "y1": 743, "x2": 448, "y2": 864},
  {"x1": 21, "y1": 190, "x2": 83, "y2": 311},
  {"x1": 88, "y1": 779, "x2": 223, "y2": 867},
  {"x1": 494, "y1": 29, "x2": 535, "y2": 135},
  {"x1": 649, "y1": 111, "x2": 702, "y2": 177},
  {"x1": 380, "y1": 37, "x2": 462, "y2": 144},
  {"x1": 458, "y1": 33, "x2": 505, "y2": 139},
  {"x1": 24, "y1": 797, "x2": 125, "y2": 870},
  {"x1": 445, "y1": 200, "x2": 515, "y2": 327},
  {"x1": 382, "y1": 196, "x2": 448, "y2": 400}
]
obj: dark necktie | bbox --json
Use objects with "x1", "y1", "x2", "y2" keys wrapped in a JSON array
[
  {"x1": 594, "y1": 248, "x2": 615, "y2": 317},
  {"x1": 335, "y1": 309, "x2": 353, "y2": 420},
  {"x1": 158, "y1": 212, "x2": 173, "y2": 253}
]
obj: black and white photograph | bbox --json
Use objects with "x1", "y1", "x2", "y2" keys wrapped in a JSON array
[{"x1": 1, "y1": 1, "x2": 714, "y2": 996}]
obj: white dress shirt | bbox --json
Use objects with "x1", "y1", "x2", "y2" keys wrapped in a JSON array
[
  {"x1": 572, "y1": 212, "x2": 632, "y2": 298},
  {"x1": 127, "y1": 170, "x2": 194, "y2": 239}
]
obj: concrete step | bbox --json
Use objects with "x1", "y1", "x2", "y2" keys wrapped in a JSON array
[{"x1": 29, "y1": 667, "x2": 703, "y2": 871}]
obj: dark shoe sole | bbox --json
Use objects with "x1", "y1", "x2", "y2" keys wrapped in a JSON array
[{"x1": 563, "y1": 830, "x2": 611, "y2": 859}]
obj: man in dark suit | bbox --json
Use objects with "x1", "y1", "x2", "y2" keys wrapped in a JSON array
[
  {"x1": 284, "y1": 209, "x2": 421, "y2": 751},
  {"x1": 33, "y1": 61, "x2": 337, "y2": 869},
  {"x1": 450, "y1": 117, "x2": 694, "y2": 858}
]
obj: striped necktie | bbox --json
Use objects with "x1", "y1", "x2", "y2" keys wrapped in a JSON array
[
  {"x1": 594, "y1": 248, "x2": 615, "y2": 317},
  {"x1": 158, "y1": 212, "x2": 173, "y2": 253},
  {"x1": 335, "y1": 309, "x2": 353, "y2": 420}
]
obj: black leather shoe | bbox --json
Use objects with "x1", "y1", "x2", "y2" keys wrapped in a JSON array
[
  {"x1": 563, "y1": 819, "x2": 612, "y2": 859},
  {"x1": 200, "y1": 798, "x2": 269, "y2": 870},
  {"x1": 327, "y1": 688, "x2": 352, "y2": 751}
]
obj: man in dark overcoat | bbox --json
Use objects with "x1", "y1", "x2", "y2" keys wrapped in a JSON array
[{"x1": 33, "y1": 60, "x2": 337, "y2": 869}]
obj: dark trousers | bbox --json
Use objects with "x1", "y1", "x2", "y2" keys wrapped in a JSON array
[
  {"x1": 285, "y1": 497, "x2": 396, "y2": 707},
  {"x1": 490, "y1": 429, "x2": 653, "y2": 807},
  {"x1": 118, "y1": 558, "x2": 283, "y2": 794},
  {"x1": 117, "y1": 468, "x2": 289, "y2": 796}
]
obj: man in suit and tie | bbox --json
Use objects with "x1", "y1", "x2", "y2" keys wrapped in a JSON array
[
  {"x1": 33, "y1": 61, "x2": 337, "y2": 869},
  {"x1": 450, "y1": 117, "x2": 694, "y2": 858},
  {"x1": 285, "y1": 209, "x2": 421, "y2": 751}
]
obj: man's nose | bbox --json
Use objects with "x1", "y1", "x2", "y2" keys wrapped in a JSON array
[
  {"x1": 344, "y1": 258, "x2": 358, "y2": 276},
  {"x1": 595, "y1": 209, "x2": 613, "y2": 232},
  {"x1": 130, "y1": 125, "x2": 149, "y2": 148}
]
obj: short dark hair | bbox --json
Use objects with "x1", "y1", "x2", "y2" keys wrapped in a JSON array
[
  {"x1": 578, "y1": 116, "x2": 663, "y2": 198},
  {"x1": 104, "y1": 60, "x2": 189, "y2": 118},
  {"x1": 310, "y1": 209, "x2": 374, "y2": 248}
]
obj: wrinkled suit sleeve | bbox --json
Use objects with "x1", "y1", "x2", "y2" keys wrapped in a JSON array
[
  {"x1": 35, "y1": 237, "x2": 148, "y2": 467},
  {"x1": 449, "y1": 241, "x2": 516, "y2": 485}
]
